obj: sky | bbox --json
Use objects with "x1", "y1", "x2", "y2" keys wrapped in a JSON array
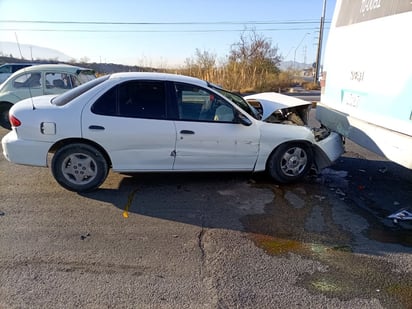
[{"x1": 0, "y1": 0, "x2": 336, "y2": 68}]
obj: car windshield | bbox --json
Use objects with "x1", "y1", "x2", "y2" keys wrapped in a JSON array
[
  {"x1": 52, "y1": 75, "x2": 109, "y2": 106},
  {"x1": 209, "y1": 84, "x2": 261, "y2": 120}
]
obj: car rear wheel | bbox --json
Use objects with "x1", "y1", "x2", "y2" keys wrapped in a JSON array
[
  {"x1": 51, "y1": 143, "x2": 108, "y2": 192},
  {"x1": 0, "y1": 102, "x2": 13, "y2": 130},
  {"x1": 267, "y1": 142, "x2": 313, "y2": 183}
]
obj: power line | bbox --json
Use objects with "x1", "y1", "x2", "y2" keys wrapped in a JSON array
[
  {"x1": 0, "y1": 19, "x2": 330, "y2": 34},
  {"x1": 0, "y1": 19, "x2": 331, "y2": 26},
  {"x1": 0, "y1": 27, "x2": 329, "y2": 33}
]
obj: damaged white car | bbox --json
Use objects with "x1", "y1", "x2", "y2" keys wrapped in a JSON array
[{"x1": 2, "y1": 73, "x2": 343, "y2": 192}]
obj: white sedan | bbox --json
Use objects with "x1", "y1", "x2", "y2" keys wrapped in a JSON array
[{"x1": 2, "y1": 72, "x2": 343, "y2": 192}]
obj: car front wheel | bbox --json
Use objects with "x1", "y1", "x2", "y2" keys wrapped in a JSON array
[
  {"x1": 267, "y1": 142, "x2": 313, "y2": 184},
  {"x1": 51, "y1": 143, "x2": 108, "y2": 192}
]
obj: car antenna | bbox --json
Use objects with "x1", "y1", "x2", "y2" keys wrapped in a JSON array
[
  {"x1": 21, "y1": 67, "x2": 36, "y2": 111},
  {"x1": 15, "y1": 32, "x2": 35, "y2": 110}
]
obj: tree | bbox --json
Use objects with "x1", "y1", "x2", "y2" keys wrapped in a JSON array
[
  {"x1": 228, "y1": 30, "x2": 282, "y2": 91},
  {"x1": 184, "y1": 49, "x2": 217, "y2": 81},
  {"x1": 229, "y1": 30, "x2": 281, "y2": 71},
  {"x1": 79, "y1": 56, "x2": 90, "y2": 64},
  {"x1": 181, "y1": 30, "x2": 288, "y2": 92}
]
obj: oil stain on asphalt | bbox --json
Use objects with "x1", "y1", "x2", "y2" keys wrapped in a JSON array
[{"x1": 241, "y1": 180, "x2": 412, "y2": 308}]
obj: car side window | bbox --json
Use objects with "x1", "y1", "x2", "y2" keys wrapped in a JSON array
[
  {"x1": 91, "y1": 86, "x2": 117, "y2": 115},
  {"x1": 118, "y1": 81, "x2": 166, "y2": 119},
  {"x1": 175, "y1": 83, "x2": 235, "y2": 123},
  {"x1": 92, "y1": 80, "x2": 167, "y2": 119},
  {"x1": 13, "y1": 65, "x2": 29, "y2": 73},
  {"x1": 13, "y1": 73, "x2": 42, "y2": 88},
  {"x1": 70, "y1": 75, "x2": 81, "y2": 88},
  {"x1": 0, "y1": 65, "x2": 12, "y2": 73},
  {"x1": 45, "y1": 72, "x2": 74, "y2": 89}
]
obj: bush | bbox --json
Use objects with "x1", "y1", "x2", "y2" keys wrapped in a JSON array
[{"x1": 302, "y1": 82, "x2": 320, "y2": 91}]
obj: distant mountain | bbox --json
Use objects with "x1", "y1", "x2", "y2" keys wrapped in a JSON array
[{"x1": 0, "y1": 41, "x2": 72, "y2": 62}]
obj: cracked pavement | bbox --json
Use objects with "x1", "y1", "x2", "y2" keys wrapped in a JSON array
[{"x1": 1, "y1": 126, "x2": 412, "y2": 308}]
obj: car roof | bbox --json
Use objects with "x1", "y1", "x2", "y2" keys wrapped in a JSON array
[
  {"x1": 0, "y1": 63, "x2": 36, "y2": 67},
  {"x1": 108, "y1": 72, "x2": 209, "y2": 87},
  {"x1": 13, "y1": 64, "x2": 93, "y2": 73}
]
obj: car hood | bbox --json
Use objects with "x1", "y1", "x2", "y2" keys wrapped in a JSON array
[{"x1": 244, "y1": 92, "x2": 311, "y2": 121}]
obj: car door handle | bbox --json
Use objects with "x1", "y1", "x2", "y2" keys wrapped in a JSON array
[
  {"x1": 180, "y1": 130, "x2": 195, "y2": 135},
  {"x1": 89, "y1": 125, "x2": 105, "y2": 130}
]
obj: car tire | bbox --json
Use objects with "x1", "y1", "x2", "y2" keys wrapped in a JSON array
[
  {"x1": 0, "y1": 102, "x2": 13, "y2": 130},
  {"x1": 51, "y1": 143, "x2": 108, "y2": 192},
  {"x1": 267, "y1": 142, "x2": 313, "y2": 184}
]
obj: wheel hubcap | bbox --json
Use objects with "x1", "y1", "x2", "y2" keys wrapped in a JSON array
[
  {"x1": 61, "y1": 153, "x2": 97, "y2": 184},
  {"x1": 280, "y1": 147, "x2": 307, "y2": 176}
]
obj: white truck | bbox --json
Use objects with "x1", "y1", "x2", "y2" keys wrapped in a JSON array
[{"x1": 316, "y1": 0, "x2": 412, "y2": 169}]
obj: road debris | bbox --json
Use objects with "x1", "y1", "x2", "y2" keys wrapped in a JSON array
[
  {"x1": 335, "y1": 188, "x2": 346, "y2": 197},
  {"x1": 80, "y1": 233, "x2": 91, "y2": 240},
  {"x1": 0, "y1": 211, "x2": 5, "y2": 216},
  {"x1": 313, "y1": 195, "x2": 326, "y2": 202},
  {"x1": 387, "y1": 208, "x2": 412, "y2": 224}
]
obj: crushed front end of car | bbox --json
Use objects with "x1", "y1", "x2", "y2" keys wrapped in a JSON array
[{"x1": 245, "y1": 92, "x2": 344, "y2": 171}]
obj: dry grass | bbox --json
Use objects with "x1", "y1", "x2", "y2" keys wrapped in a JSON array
[{"x1": 166, "y1": 66, "x2": 296, "y2": 93}]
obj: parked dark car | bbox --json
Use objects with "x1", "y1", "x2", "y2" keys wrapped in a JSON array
[{"x1": 0, "y1": 63, "x2": 36, "y2": 84}]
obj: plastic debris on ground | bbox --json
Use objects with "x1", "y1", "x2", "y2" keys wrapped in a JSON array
[{"x1": 387, "y1": 208, "x2": 412, "y2": 224}]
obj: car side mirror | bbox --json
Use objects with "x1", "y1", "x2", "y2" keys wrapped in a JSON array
[{"x1": 236, "y1": 112, "x2": 252, "y2": 126}]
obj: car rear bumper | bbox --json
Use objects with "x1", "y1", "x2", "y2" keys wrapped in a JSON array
[{"x1": 2, "y1": 131, "x2": 50, "y2": 167}]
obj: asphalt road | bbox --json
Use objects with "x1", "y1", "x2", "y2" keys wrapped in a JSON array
[
  {"x1": 1, "y1": 121, "x2": 412, "y2": 308},
  {"x1": 287, "y1": 89, "x2": 321, "y2": 104}
]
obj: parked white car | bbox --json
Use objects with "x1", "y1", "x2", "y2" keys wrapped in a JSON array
[
  {"x1": 0, "y1": 64, "x2": 96, "y2": 129},
  {"x1": 2, "y1": 72, "x2": 343, "y2": 192}
]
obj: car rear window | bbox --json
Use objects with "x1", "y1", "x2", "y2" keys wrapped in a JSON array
[
  {"x1": 77, "y1": 70, "x2": 96, "y2": 83},
  {"x1": 52, "y1": 75, "x2": 109, "y2": 106}
]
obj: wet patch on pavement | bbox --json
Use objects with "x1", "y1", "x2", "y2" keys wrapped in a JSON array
[{"x1": 241, "y1": 176, "x2": 412, "y2": 308}]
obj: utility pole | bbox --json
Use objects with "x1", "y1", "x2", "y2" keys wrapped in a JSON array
[
  {"x1": 293, "y1": 32, "x2": 310, "y2": 71},
  {"x1": 14, "y1": 32, "x2": 24, "y2": 60},
  {"x1": 303, "y1": 45, "x2": 307, "y2": 65},
  {"x1": 314, "y1": 0, "x2": 327, "y2": 83}
]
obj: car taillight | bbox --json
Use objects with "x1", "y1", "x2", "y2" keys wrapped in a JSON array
[{"x1": 9, "y1": 115, "x2": 21, "y2": 127}]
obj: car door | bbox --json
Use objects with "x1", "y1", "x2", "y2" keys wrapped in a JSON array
[
  {"x1": 173, "y1": 83, "x2": 260, "y2": 171},
  {"x1": 82, "y1": 80, "x2": 177, "y2": 171}
]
